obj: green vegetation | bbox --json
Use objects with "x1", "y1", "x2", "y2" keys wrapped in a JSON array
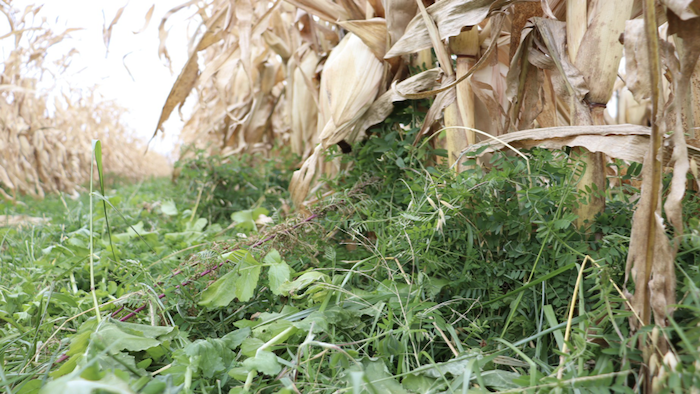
[{"x1": 2, "y1": 104, "x2": 700, "y2": 393}]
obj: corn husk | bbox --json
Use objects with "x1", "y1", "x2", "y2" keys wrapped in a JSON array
[{"x1": 317, "y1": 33, "x2": 384, "y2": 148}]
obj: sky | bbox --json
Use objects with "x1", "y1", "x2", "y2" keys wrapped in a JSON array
[{"x1": 4, "y1": 1, "x2": 198, "y2": 157}]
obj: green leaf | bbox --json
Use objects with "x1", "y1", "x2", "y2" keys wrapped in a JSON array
[
  {"x1": 184, "y1": 339, "x2": 233, "y2": 378},
  {"x1": 191, "y1": 217, "x2": 208, "y2": 232},
  {"x1": 235, "y1": 253, "x2": 261, "y2": 302},
  {"x1": 278, "y1": 272, "x2": 328, "y2": 295},
  {"x1": 242, "y1": 350, "x2": 281, "y2": 376},
  {"x1": 199, "y1": 270, "x2": 239, "y2": 307},
  {"x1": 263, "y1": 249, "x2": 283, "y2": 265},
  {"x1": 401, "y1": 374, "x2": 444, "y2": 393},
  {"x1": 16, "y1": 379, "x2": 42, "y2": 394},
  {"x1": 228, "y1": 367, "x2": 250, "y2": 381},
  {"x1": 480, "y1": 370, "x2": 520, "y2": 390},
  {"x1": 231, "y1": 208, "x2": 269, "y2": 232},
  {"x1": 41, "y1": 371, "x2": 134, "y2": 394},
  {"x1": 112, "y1": 320, "x2": 175, "y2": 338},
  {"x1": 161, "y1": 200, "x2": 178, "y2": 216},
  {"x1": 222, "y1": 327, "x2": 251, "y2": 350},
  {"x1": 267, "y1": 256, "x2": 292, "y2": 296},
  {"x1": 93, "y1": 322, "x2": 170, "y2": 352},
  {"x1": 291, "y1": 311, "x2": 328, "y2": 333},
  {"x1": 231, "y1": 210, "x2": 255, "y2": 231},
  {"x1": 240, "y1": 337, "x2": 265, "y2": 357},
  {"x1": 356, "y1": 358, "x2": 409, "y2": 393}
]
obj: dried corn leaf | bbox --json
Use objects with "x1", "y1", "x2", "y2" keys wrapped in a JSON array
[
  {"x1": 284, "y1": 0, "x2": 349, "y2": 23},
  {"x1": 664, "y1": 14, "x2": 700, "y2": 234},
  {"x1": 624, "y1": 20, "x2": 652, "y2": 103},
  {"x1": 158, "y1": 0, "x2": 199, "y2": 70},
  {"x1": 263, "y1": 30, "x2": 291, "y2": 59},
  {"x1": 624, "y1": 149, "x2": 675, "y2": 332},
  {"x1": 103, "y1": 3, "x2": 128, "y2": 55},
  {"x1": 289, "y1": 48, "x2": 320, "y2": 156},
  {"x1": 385, "y1": 0, "x2": 417, "y2": 46},
  {"x1": 367, "y1": 0, "x2": 385, "y2": 17},
  {"x1": 290, "y1": 144, "x2": 322, "y2": 208},
  {"x1": 574, "y1": 0, "x2": 633, "y2": 104},
  {"x1": 663, "y1": 0, "x2": 699, "y2": 20},
  {"x1": 356, "y1": 68, "x2": 443, "y2": 132},
  {"x1": 152, "y1": 52, "x2": 199, "y2": 137},
  {"x1": 338, "y1": 0, "x2": 365, "y2": 20},
  {"x1": 385, "y1": 0, "x2": 513, "y2": 58},
  {"x1": 236, "y1": 0, "x2": 253, "y2": 80},
  {"x1": 462, "y1": 124, "x2": 667, "y2": 164},
  {"x1": 413, "y1": 80, "x2": 457, "y2": 144},
  {"x1": 624, "y1": 1, "x2": 676, "y2": 336},
  {"x1": 532, "y1": 18, "x2": 591, "y2": 125},
  {"x1": 153, "y1": 10, "x2": 227, "y2": 138}
]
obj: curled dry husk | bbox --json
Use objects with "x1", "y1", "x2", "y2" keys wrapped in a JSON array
[{"x1": 290, "y1": 33, "x2": 384, "y2": 207}]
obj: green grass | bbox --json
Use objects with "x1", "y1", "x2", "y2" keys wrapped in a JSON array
[{"x1": 2, "y1": 121, "x2": 700, "y2": 393}]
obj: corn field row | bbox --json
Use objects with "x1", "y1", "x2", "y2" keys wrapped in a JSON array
[{"x1": 0, "y1": 3, "x2": 170, "y2": 201}]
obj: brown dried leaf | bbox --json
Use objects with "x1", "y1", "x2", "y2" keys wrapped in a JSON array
[
  {"x1": 393, "y1": 16, "x2": 505, "y2": 99},
  {"x1": 133, "y1": 4, "x2": 154, "y2": 34},
  {"x1": 574, "y1": 0, "x2": 633, "y2": 104},
  {"x1": 236, "y1": 0, "x2": 254, "y2": 81},
  {"x1": 462, "y1": 124, "x2": 653, "y2": 162},
  {"x1": 338, "y1": 0, "x2": 365, "y2": 20},
  {"x1": 366, "y1": 0, "x2": 385, "y2": 17},
  {"x1": 385, "y1": 0, "x2": 417, "y2": 46},
  {"x1": 290, "y1": 144, "x2": 322, "y2": 208},
  {"x1": 153, "y1": 7, "x2": 227, "y2": 138},
  {"x1": 531, "y1": 18, "x2": 591, "y2": 125},
  {"x1": 356, "y1": 68, "x2": 443, "y2": 132},
  {"x1": 624, "y1": 20, "x2": 652, "y2": 103},
  {"x1": 288, "y1": 48, "x2": 320, "y2": 156},
  {"x1": 152, "y1": 52, "x2": 199, "y2": 137},
  {"x1": 158, "y1": 0, "x2": 199, "y2": 70},
  {"x1": 284, "y1": 0, "x2": 349, "y2": 23},
  {"x1": 662, "y1": 0, "x2": 700, "y2": 20},
  {"x1": 386, "y1": 0, "x2": 499, "y2": 58},
  {"x1": 624, "y1": 0, "x2": 675, "y2": 336},
  {"x1": 624, "y1": 150, "x2": 675, "y2": 332},
  {"x1": 103, "y1": 3, "x2": 128, "y2": 56},
  {"x1": 664, "y1": 14, "x2": 700, "y2": 234},
  {"x1": 414, "y1": 79, "x2": 457, "y2": 144}
]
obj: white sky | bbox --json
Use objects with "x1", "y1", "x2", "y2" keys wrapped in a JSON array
[{"x1": 3, "y1": 1, "x2": 199, "y2": 157}]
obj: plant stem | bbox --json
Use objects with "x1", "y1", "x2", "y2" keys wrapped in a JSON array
[{"x1": 90, "y1": 146, "x2": 100, "y2": 323}]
